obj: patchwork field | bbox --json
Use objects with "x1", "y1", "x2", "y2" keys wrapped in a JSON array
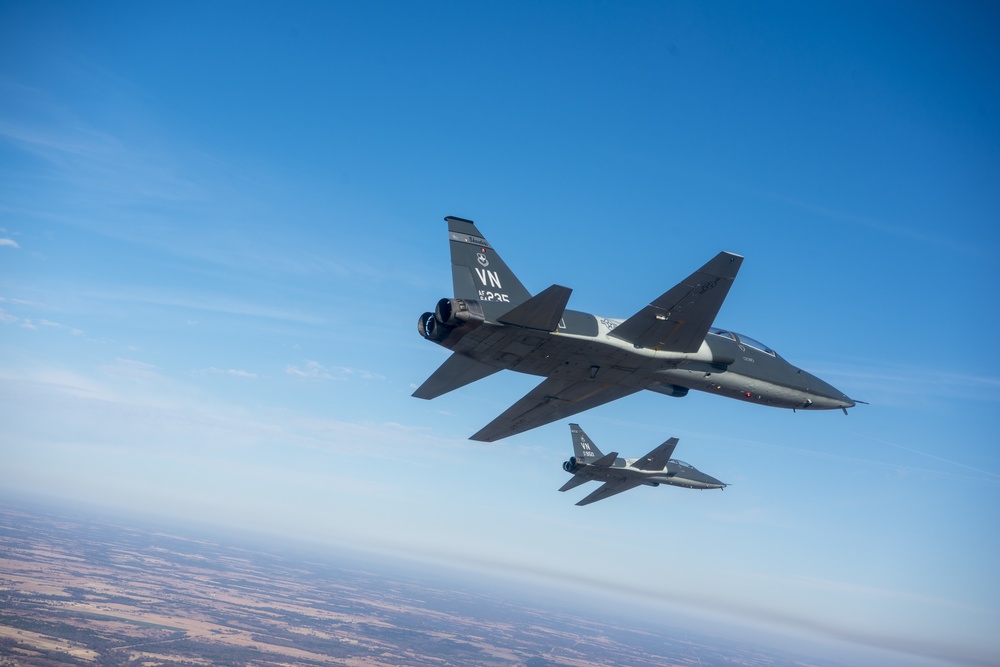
[{"x1": 0, "y1": 503, "x2": 824, "y2": 666}]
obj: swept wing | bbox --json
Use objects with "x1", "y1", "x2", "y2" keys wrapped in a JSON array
[
  {"x1": 609, "y1": 251, "x2": 743, "y2": 352},
  {"x1": 412, "y1": 353, "x2": 501, "y2": 400},
  {"x1": 633, "y1": 437, "x2": 679, "y2": 471},
  {"x1": 470, "y1": 377, "x2": 641, "y2": 442},
  {"x1": 557, "y1": 476, "x2": 590, "y2": 493},
  {"x1": 576, "y1": 479, "x2": 644, "y2": 506},
  {"x1": 469, "y1": 253, "x2": 741, "y2": 440}
]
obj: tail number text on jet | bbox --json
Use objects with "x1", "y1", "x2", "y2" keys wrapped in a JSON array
[{"x1": 475, "y1": 268, "x2": 509, "y2": 302}]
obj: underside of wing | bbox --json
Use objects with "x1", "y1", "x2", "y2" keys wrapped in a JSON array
[
  {"x1": 412, "y1": 353, "x2": 501, "y2": 400},
  {"x1": 576, "y1": 479, "x2": 643, "y2": 506},
  {"x1": 609, "y1": 251, "x2": 743, "y2": 352},
  {"x1": 470, "y1": 377, "x2": 641, "y2": 442}
]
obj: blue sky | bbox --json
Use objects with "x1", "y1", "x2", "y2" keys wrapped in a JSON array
[{"x1": 1, "y1": 2, "x2": 998, "y2": 665}]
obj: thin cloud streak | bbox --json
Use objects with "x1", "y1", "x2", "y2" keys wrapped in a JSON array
[
  {"x1": 80, "y1": 287, "x2": 329, "y2": 326},
  {"x1": 286, "y1": 361, "x2": 383, "y2": 382},
  {"x1": 383, "y1": 547, "x2": 993, "y2": 667},
  {"x1": 859, "y1": 433, "x2": 1000, "y2": 481},
  {"x1": 198, "y1": 367, "x2": 258, "y2": 379},
  {"x1": 766, "y1": 192, "x2": 990, "y2": 257},
  {"x1": 814, "y1": 361, "x2": 1000, "y2": 407}
]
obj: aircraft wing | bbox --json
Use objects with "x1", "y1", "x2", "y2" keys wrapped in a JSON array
[
  {"x1": 470, "y1": 378, "x2": 641, "y2": 442},
  {"x1": 576, "y1": 478, "x2": 644, "y2": 506},
  {"x1": 609, "y1": 251, "x2": 743, "y2": 352},
  {"x1": 412, "y1": 353, "x2": 501, "y2": 400},
  {"x1": 558, "y1": 476, "x2": 591, "y2": 492},
  {"x1": 633, "y1": 437, "x2": 679, "y2": 471}
]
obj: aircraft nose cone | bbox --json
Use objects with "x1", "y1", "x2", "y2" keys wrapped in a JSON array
[
  {"x1": 827, "y1": 385, "x2": 856, "y2": 409},
  {"x1": 699, "y1": 473, "x2": 727, "y2": 489},
  {"x1": 801, "y1": 371, "x2": 856, "y2": 410}
]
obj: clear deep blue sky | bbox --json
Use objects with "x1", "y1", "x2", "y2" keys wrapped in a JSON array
[{"x1": 2, "y1": 2, "x2": 998, "y2": 666}]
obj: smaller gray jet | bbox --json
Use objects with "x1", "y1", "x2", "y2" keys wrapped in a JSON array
[{"x1": 559, "y1": 423, "x2": 726, "y2": 506}]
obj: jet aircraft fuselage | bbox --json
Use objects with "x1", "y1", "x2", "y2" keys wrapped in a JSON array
[
  {"x1": 415, "y1": 216, "x2": 856, "y2": 441},
  {"x1": 563, "y1": 454, "x2": 726, "y2": 491},
  {"x1": 559, "y1": 423, "x2": 725, "y2": 505}
]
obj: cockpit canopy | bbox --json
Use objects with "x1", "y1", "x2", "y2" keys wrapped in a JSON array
[{"x1": 709, "y1": 327, "x2": 777, "y2": 357}]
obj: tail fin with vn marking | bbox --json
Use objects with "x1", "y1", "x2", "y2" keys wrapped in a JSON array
[
  {"x1": 569, "y1": 423, "x2": 607, "y2": 463},
  {"x1": 446, "y1": 216, "x2": 532, "y2": 322}
]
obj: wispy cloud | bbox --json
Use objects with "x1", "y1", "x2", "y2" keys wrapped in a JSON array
[
  {"x1": 0, "y1": 97, "x2": 206, "y2": 209},
  {"x1": 38, "y1": 319, "x2": 84, "y2": 336},
  {"x1": 0, "y1": 238, "x2": 19, "y2": 248},
  {"x1": 814, "y1": 360, "x2": 1000, "y2": 406},
  {"x1": 99, "y1": 357, "x2": 161, "y2": 380},
  {"x1": 81, "y1": 287, "x2": 328, "y2": 326},
  {"x1": 0, "y1": 364, "x2": 462, "y2": 462},
  {"x1": 710, "y1": 432, "x2": 1000, "y2": 486},
  {"x1": 858, "y1": 432, "x2": 1000, "y2": 481},
  {"x1": 0, "y1": 296, "x2": 41, "y2": 306},
  {"x1": 1, "y1": 78, "x2": 397, "y2": 290},
  {"x1": 394, "y1": 549, "x2": 992, "y2": 667},
  {"x1": 755, "y1": 571, "x2": 993, "y2": 615},
  {"x1": 336, "y1": 366, "x2": 384, "y2": 380},
  {"x1": 286, "y1": 361, "x2": 335, "y2": 381},
  {"x1": 0, "y1": 309, "x2": 84, "y2": 336},
  {"x1": 286, "y1": 361, "x2": 383, "y2": 382},
  {"x1": 766, "y1": 192, "x2": 990, "y2": 256},
  {"x1": 198, "y1": 367, "x2": 258, "y2": 379}
]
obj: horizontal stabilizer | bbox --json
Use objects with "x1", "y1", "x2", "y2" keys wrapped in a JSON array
[
  {"x1": 592, "y1": 451, "x2": 619, "y2": 467},
  {"x1": 412, "y1": 353, "x2": 501, "y2": 400},
  {"x1": 558, "y1": 476, "x2": 590, "y2": 492},
  {"x1": 610, "y1": 251, "x2": 743, "y2": 352},
  {"x1": 497, "y1": 284, "x2": 572, "y2": 331}
]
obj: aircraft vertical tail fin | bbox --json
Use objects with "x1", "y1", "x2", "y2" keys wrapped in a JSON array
[
  {"x1": 569, "y1": 423, "x2": 606, "y2": 463},
  {"x1": 446, "y1": 216, "x2": 533, "y2": 323}
]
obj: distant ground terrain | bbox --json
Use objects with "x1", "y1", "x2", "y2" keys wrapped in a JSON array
[{"x1": 1, "y1": 502, "x2": 831, "y2": 666}]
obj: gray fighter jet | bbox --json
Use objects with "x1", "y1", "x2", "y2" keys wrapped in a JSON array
[
  {"x1": 414, "y1": 216, "x2": 856, "y2": 441},
  {"x1": 560, "y1": 423, "x2": 725, "y2": 505}
]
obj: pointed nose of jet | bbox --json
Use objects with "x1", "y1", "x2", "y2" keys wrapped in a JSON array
[
  {"x1": 693, "y1": 472, "x2": 727, "y2": 490},
  {"x1": 799, "y1": 370, "x2": 856, "y2": 411}
]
